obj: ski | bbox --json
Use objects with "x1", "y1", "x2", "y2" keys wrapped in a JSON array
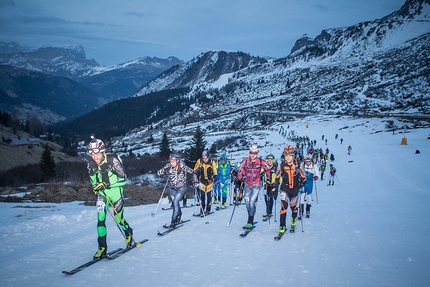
[
  {"x1": 274, "y1": 232, "x2": 285, "y2": 241},
  {"x1": 193, "y1": 211, "x2": 214, "y2": 217},
  {"x1": 239, "y1": 222, "x2": 258, "y2": 237},
  {"x1": 162, "y1": 205, "x2": 192, "y2": 211},
  {"x1": 107, "y1": 239, "x2": 149, "y2": 260},
  {"x1": 162, "y1": 219, "x2": 191, "y2": 229},
  {"x1": 262, "y1": 215, "x2": 272, "y2": 222},
  {"x1": 157, "y1": 224, "x2": 185, "y2": 236},
  {"x1": 215, "y1": 206, "x2": 227, "y2": 211},
  {"x1": 62, "y1": 248, "x2": 122, "y2": 275}
]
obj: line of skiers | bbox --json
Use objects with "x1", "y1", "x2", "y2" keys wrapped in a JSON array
[{"x1": 86, "y1": 136, "x2": 339, "y2": 259}]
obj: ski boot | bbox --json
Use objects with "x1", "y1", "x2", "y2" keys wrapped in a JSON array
[
  {"x1": 306, "y1": 204, "x2": 311, "y2": 218},
  {"x1": 93, "y1": 247, "x2": 107, "y2": 260},
  {"x1": 290, "y1": 217, "x2": 297, "y2": 233},
  {"x1": 125, "y1": 227, "x2": 133, "y2": 248}
]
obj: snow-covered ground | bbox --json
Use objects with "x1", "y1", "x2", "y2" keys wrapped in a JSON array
[{"x1": 1, "y1": 116, "x2": 429, "y2": 287}]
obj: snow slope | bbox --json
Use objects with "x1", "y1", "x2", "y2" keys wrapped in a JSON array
[{"x1": 1, "y1": 116, "x2": 429, "y2": 287}]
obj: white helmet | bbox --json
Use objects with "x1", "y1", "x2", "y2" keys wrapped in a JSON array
[
  {"x1": 304, "y1": 154, "x2": 312, "y2": 160},
  {"x1": 249, "y1": 142, "x2": 259, "y2": 153}
]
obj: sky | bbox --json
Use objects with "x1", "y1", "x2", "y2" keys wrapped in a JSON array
[
  {"x1": 1, "y1": 115, "x2": 429, "y2": 287},
  {"x1": 0, "y1": 0, "x2": 407, "y2": 66}
]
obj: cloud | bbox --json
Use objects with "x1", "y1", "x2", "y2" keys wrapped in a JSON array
[{"x1": 124, "y1": 11, "x2": 148, "y2": 18}]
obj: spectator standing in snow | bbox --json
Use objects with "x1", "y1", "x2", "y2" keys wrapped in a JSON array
[
  {"x1": 275, "y1": 145, "x2": 306, "y2": 234},
  {"x1": 348, "y1": 145, "x2": 352, "y2": 155},
  {"x1": 237, "y1": 143, "x2": 271, "y2": 230},
  {"x1": 299, "y1": 154, "x2": 320, "y2": 219},
  {"x1": 327, "y1": 164, "x2": 337, "y2": 186},
  {"x1": 157, "y1": 154, "x2": 197, "y2": 229}
]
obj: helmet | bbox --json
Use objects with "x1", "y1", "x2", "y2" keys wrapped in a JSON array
[
  {"x1": 169, "y1": 153, "x2": 180, "y2": 160},
  {"x1": 266, "y1": 154, "x2": 275, "y2": 160},
  {"x1": 283, "y1": 145, "x2": 295, "y2": 155},
  {"x1": 249, "y1": 143, "x2": 259, "y2": 153},
  {"x1": 304, "y1": 154, "x2": 312, "y2": 160},
  {"x1": 220, "y1": 153, "x2": 228, "y2": 160},
  {"x1": 88, "y1": 136, "x2": 105, "y2": 155},
  {"x1": 202, "y1": 150, "x2": 210, "y2": 158}
]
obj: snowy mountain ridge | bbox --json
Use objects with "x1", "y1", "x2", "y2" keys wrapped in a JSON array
[{"x1": 109, "y1": 0, "x2": 430, "y2": 158}]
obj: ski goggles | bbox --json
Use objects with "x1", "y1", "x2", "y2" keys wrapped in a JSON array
[
  {"x1": 249, "y1": 151, "x2": 258, "y2": 155},
  {"x1": 88, "y1": 148, "x2": 102, "y2": 155}
]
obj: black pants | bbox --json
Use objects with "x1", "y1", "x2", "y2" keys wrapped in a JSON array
[{"x1": 199, "y1": 189, "x2": 212, "y2": 213}]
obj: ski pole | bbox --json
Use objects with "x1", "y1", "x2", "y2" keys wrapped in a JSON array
[
  {"x1": 299, "y1": 193, "x2": 304, "y2": 232},
  {"x1": 274, "y1": 195, "x2": 277, "y2": 223},
  {"x1": 101, "y1": 191, "x2": 142, "y2": 248},
  {"x1": 315, "y1": 180, "x2": 319, "y2": 206},
  {"x1": 228, "y1": 201, "x2": 237, "y2": 226},
  {"x1": 107, "y1": 205, "x2": 126, "y2": 237},
  {"x1": 151, "y1": 178, "x2": 169, "y2": 217},
  {"x1": 195, "y1": 188, "x2": 209, "y2": 224},
  {"x1": 335, "y1": 174, "x2": 340, "y2": 183}
]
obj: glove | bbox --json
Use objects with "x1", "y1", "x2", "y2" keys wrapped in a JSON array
[
  {"x1": 313, "y1": 176, "x2": 318, "y2": 181},
  {"x1": 93, "y1": 182, "x2": 109, "y2": 193},
  {"x1": 208, "y1": 180, "x2": 213, "y2": 185}
]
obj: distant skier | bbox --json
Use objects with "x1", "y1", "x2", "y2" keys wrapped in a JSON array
[
  {"x1": 320, "y1": 161, "x2": 326, "y2": 181},
  {"x1": 237, "y1": 143, "x2": 270, "y2": 230},
  {"x1": 348, "y1": 145, "x2": 352, "y2": 155},
  {"x1": 299, "y1": 154, "x2": 319, "y2": 219},
  {"x1": 231, "y1": 163, "x2": 244, "y2": 205},
  {"x1": 263, "y1": 154, "x2": 279, "y2": 221},
  {"x1": 216, "y1": 153, "x2": 231, "y2": 209},
  {"x1": 327, "y1": 164, "x2": 337, "y2": 186},
  {"x1": 157, "y1": 153, "x2": 197, "y2": 229},
  {"x1": 275, "y1": 145, "x2": 306, "y2": 234}
]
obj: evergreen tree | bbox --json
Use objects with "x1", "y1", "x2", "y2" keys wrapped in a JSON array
[
  {"x1": 209, "y1": 143, "x2": 217, "y2": 158},
  {"x1": 184, "y1": 126, "x2": 207, "y2": 166},
  {"x1": 159, "y1": 131, "x2": 171, "y2": 159},
  {"x1": 39, "y1": 144, "x2": 56, "y2": 182}
]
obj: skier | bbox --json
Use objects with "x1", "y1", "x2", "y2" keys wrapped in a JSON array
[
  {"x1": 275, "y1": 145, "x2": 306, "y2": 234},
  {"x1": 237, "y1": 143, "x2": 271, "y2": 230},
  {"x1": 193, "y1": 150, "x2": 218, "y2": 216},
  {"x1": 320, "y1": 161, "x2": 326, "y2": 181},
  {"x1": 348, "y1": 145, "x2": 352, "y2": 155},
  {"x1": 299, "y1": 154, "x2": 320, "y2": 219},
  {"x1": 216, "y1": 153, "x2": 231, "y2": 209},
  {"x1": 327, "y1": 164, "x2": 337, "y2": 186},
  {"x1": 157, "y1": 153, "x2": 197, "y2": 229},
  {"x1": 87, "y1": 137, "x2": 133, "y2": 259},
  {"x1": 231, "y1": 163, "x2": 244, "y2": 205},
  {"x1": 263, "y1": 154, "x2": 279, "y2": 221}
]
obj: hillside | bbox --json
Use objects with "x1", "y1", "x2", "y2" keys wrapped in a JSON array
[{"x1": 0, "y1": 127, "x2": 82, "y2": 172}]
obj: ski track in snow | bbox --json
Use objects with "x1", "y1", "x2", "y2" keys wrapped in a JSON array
[{"x1": 0, "y1": 116, "x2": 429, "y2": 287}]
